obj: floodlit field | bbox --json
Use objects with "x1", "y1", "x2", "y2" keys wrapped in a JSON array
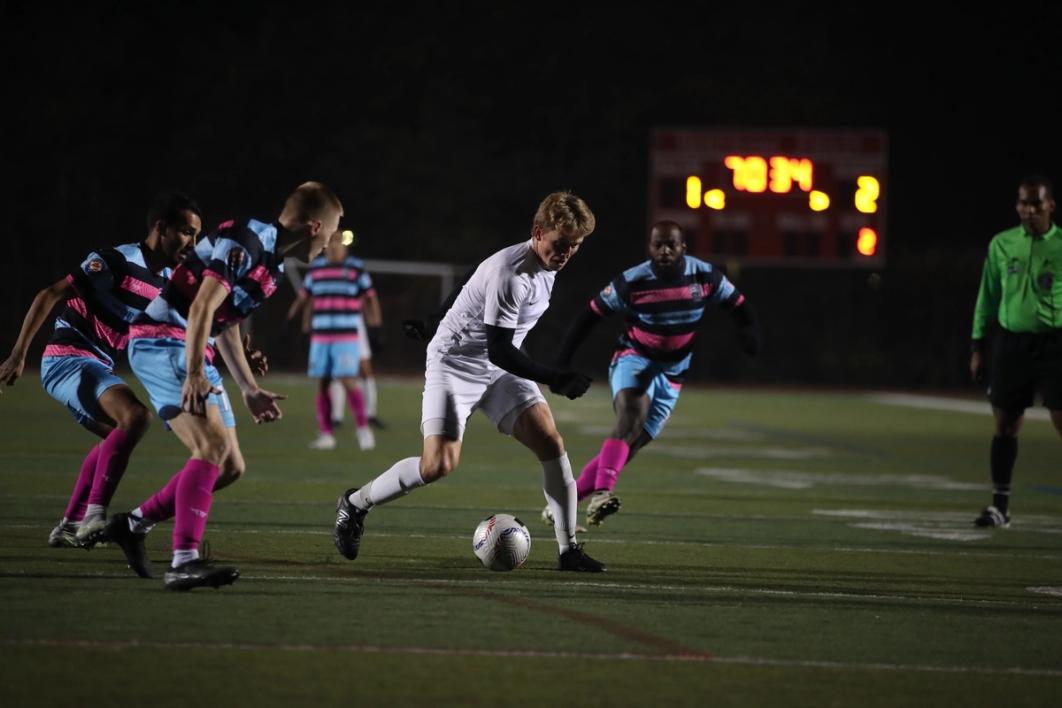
[{"x1": 2, "y1": 375, "x2": 1061, "y2": 707}]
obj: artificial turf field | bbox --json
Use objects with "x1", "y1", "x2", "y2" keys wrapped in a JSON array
[{"x1": 2, "y1": 374, "x2": 1061, "y2": 707}]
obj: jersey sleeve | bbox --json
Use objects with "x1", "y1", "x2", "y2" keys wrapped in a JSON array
[
  {"x1": 301, "y1": 270, "x2": 315, "y2": 297},
  {"x1": 359, "y1": 269, "x2": 374, "y2": 296},
  {"x1": 483, "y1": 270, "x2": 530, "y2": 329},
  {"x1": 705, "y1": 267, "x2": 742, "y2": 307},
  {"x1": 202, "y1": 232, "x2": 255, "y2": 292},
  {"x1": 67, "y1": 250, "x2": 116, "y2": 296},
  {"x1": 591, "y1": 278, "x2": 625, "y2": 316},
  {"x1": 972, "y1": 238, "x2": 1003, "y2": 339}
]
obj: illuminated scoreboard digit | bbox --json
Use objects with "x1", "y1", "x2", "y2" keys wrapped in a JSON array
[{"x1": 650, "y1": 129, "x2": 887, "y2": 266}]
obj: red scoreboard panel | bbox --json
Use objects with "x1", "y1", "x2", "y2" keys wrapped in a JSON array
[{"x1": 650, "y1": 129, "x2": 887, "y2": 267}]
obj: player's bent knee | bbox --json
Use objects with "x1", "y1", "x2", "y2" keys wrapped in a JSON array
[{"x1": 117, "y1": 404, "x2": 153, "y2": 438}]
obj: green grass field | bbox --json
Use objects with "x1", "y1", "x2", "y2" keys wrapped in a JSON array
[{"x1": 2, "y1": 375, "x2": 1061, "y2": 707}]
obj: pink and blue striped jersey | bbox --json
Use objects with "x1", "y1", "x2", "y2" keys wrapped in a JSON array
[
  {"x1": 46, "y1": 243, "x2": 172, "y2": 366},
  {"x1": 592, "y1": 256, "x2": 743, "y2": 375},
  {"x1": 302, "y1": 255, "x2": 374, "y2": 343},
  {"x1": 133, "y1": 218, "x2": 282, "y2": 341}
]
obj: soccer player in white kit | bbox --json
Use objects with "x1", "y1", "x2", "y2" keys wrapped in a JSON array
[{"x1": 333, "y1": 191, "x2": 607, "y2": 571}]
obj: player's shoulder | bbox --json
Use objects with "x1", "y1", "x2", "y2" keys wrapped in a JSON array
[
  {"x1": 308, "y1": 255, "x2": 330, "y2": 269},
  {"x1": 344, "y1": 255, "x2": 366, "y2": 269},
  {"x1": 620, "y1": 261, "x2": 654, "y2": 282},
  {"x1": 111, "y1": 242, "x2": 147, "y2": 268},
  {"x1": 684, "y1": 255, "x2": 715, "y2": 272},
  {"x1": 213, "y1": 217, "x2": 275, "y2": 252}
]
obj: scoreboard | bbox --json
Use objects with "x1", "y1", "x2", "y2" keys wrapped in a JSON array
[{"x1": 649, "y1": 129, "x2": 887, "y2": 267}]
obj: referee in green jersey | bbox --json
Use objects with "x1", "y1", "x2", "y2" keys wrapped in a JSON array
[{"x1": 970, "y1": 175, "x2": 1062, "y2": 528}]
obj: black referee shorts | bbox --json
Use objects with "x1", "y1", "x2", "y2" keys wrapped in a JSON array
[{"x1": 988, "y1": 328, "x2": 1062, "y2": 411}]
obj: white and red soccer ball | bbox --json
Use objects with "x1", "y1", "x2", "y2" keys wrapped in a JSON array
[{"x1": 472, "y1": 513, "x2": 531, "y2": 571}]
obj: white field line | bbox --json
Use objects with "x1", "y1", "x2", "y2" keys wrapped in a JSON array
[
  {"x1": 2, "y1": 569, "x2": 1058, "y2": 610},
  {"x1": 3, "y1": 637, "x2": 1061, "y2": 677},
  {"x1": 6, "y1": 523, "x2": 1062, "y2": 561},
  {"x1": 1027, "y1": 586, "x2": 1062, "y2": 597},
  {"x1": 695, "y1": 467, "x2": 983, "y2": 491},
  {"x1": 869, "y1": 393, "x2": 1051, "y2": 422}
]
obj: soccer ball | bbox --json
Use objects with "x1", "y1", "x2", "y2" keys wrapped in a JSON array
[{"x1": 472, "y1": 514, "x2": 531, "y2": 571}]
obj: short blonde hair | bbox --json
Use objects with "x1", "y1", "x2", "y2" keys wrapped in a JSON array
[
  {"x1": 533, "y1": 191, "x2": 595, "y2": 237},
  {"x1": 285, "y1": 181, "x2": 344, "y2": 222}
]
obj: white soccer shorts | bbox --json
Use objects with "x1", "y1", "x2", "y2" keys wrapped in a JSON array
[{"x1": 420, "y1": 360, "x2": 546, "y2": 440}]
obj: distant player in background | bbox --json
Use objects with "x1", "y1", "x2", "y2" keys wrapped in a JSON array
[
  {"x1": 970, "y1": 175, "x2": 1062, "y2": 528},
  {"x1": 0, "y1": 192, "x2": 202, "y2": 547},
  {"x1": 104, "y1": 182, "x2": 341, "y2": 590},
  {"x1": 544, "y1": 220, "x2": 759, "y2": 528},
  {"x1": 334, "y1": 191, "x2": 608, "y2": 572},
  {"x1": 287, "y1": 228, "x2": 380, "y2": 450},
  {"x1": 328, "y1": 287, "x2": 385, "y2": 430}
]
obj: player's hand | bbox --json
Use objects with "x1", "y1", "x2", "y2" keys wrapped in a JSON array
[
  {"x1": 181, "y1": 373, "x2": 223, "y2": 417},
  {"x1": 0, "y1": 353, "x2": 26, "y2": 392},
  {"x1": 243, "y1": 334, "x2": 269, "y2": 377},
  {"x1": 549, "y1": 370, "x2": 592, "y2": 400},
  {"x1": 402, "y1": 319, "x2": 429, "y2": 342},
  {"x1": 243, "y1": 387, "x2": 287, "y2": 424},
  {"x1": 970, "y1": 351, "x2": 984, "y2": 383}
]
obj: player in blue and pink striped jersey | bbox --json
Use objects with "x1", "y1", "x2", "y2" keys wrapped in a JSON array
[
  {"x1": 0, "y1": 192, "x2": 202, "y2": 548},
  {"x1": 111, "y1": 182, "x2": 342, "y2": 590},
  {"x1": 287, "y1": 229, "x2": 381, "y2": 451},
  {"x1": 546, "y1": 220, "x2": 761, "y2": 527}
]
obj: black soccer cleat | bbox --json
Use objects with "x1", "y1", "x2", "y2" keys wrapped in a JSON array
[
  {"x1": 559, "y1": 542, "x2": 607, "y2": 573},
  {"x1": 334, "y1": 487, "x2": 368, "y2": 560},
  {"x1": 368, "y1": 416, "x2": 388, "y2": 430},
  {"x1": 973, "y1": 505, "x2": 1011, "y2": 529},
  {"x1": 164, "y1": 559, "x2": 240, "y2": 591},
  {"x1": 100, "y1": 513, "x2": 153, "y2": 578}
]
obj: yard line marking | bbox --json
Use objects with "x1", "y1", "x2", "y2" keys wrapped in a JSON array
[
  {"x1": 5, "y1": 524, "x2": 1062, "y2": 560},
  {"x1": 869, "y1": 393, "x2": 1051, "y2": 422},
  {"x1": 657, "y1": 446, "x2": 833, "y2": 460},
  {"x1": 1027, "y1": 586, "x2": 1062, "y2": 597},
  {"x1": 3, "y1": 638, "x2": 1061, "y2": 677},
  {"x1": 697, "y1": 468, "x2": 982, "y2": 491}
]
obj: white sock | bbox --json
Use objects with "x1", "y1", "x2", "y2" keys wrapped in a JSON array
[
  {"x1": 542, "y1": 454, "x2": 577, "y2": 553},
  {"x1": 350, "y1": 457, "x2": 425, "y2": 510},
  {"x1": 84, "y1": 503, "x2": 105, "y2": 521},
  {"x1": 129, "y1": 508, "x2": 155, "y2": 534},
  {"x1": 364, "y1": 376, "x2": 378, "y2": 417},
  {"x1": 171, "y1": 548, "x2": 198, "y2": 568},
  {"x1": 329, "y1": 380, "x2": 345, "y2": 421}
]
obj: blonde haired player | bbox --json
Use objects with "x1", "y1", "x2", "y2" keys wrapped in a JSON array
[{"x1": 333, "y1": 191, "x2": 607, "y2": 571}]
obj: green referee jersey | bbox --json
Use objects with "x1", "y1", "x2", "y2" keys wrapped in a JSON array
[{"x1": 972, "y1": 222, "x2": 1062, "y2": 339}]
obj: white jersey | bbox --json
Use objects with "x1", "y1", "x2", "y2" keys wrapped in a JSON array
[{"x1": 428, "y1": 239, "x2": 555, "y2": 373}]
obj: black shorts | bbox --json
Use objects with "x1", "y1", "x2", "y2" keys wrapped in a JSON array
[{"x1": 988, "y1": 328, "x2": 1062, "y2": 411}]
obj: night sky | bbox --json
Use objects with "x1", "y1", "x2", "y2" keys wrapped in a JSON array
[{"x1": 4, "y1": 3, "x2": 1061, "y2": 384}]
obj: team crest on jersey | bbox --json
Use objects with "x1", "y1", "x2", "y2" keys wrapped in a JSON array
[
  {"x1": 86, "y1": 258, "x2": 104, "y2": 273},
  {"x1": 689, "y1": 283, "x2": 702, "y2": 299},
  {"x1": 227, "y1": 248, "x2": 246, "y2": 271},
  {"x1": 603, "y1": 284, "x2": 612, "y2": 297},
  {"x1": 1007, "y1": 259, "x2": 1021, "y2": 275}
]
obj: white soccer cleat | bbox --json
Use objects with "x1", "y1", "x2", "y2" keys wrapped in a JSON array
[
  {"x1": 309, "y1": 433, "x2": 337, "y2": 450},
  {"x1": 356, "y1": 426, "x2": 376, "y2": 451},
  {"x1": 586, "y1": 491, "x2": 622, "y2": 526},
  {"x1": 540, "y1": 504, "x2": 587, "y2": 533},
  {"x1": 75, "y1": 513, "x2": 107, "y2": 542}
]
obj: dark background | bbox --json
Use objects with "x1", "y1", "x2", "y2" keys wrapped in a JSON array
[{"x1": 4, "y1": 2, "x2": 1060, "y2": 387}]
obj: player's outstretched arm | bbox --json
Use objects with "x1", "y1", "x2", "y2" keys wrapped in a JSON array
[
  {"x1": 728, "y1": 299, "x2": 761, "y2": 356},
  {"x1": 485, "y1": 324, "x2": 591, "y2": 400},
  {"x1": 555, "y1": 305, "x2": 605, "y2": 368},
  {"x1": 215, "y1": 325, "x2": 285, "y2": 424},
  {"x1": 0, "y1": 278, "x2": 74, "y2": 391}
]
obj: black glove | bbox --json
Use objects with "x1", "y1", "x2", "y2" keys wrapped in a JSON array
[
  {"x1": 368, "y1": 325, "x2": 385, "y2": 352},
  {"x1": 549, "y1": 370, "x2": 592, "y2": 400},
  {"x1": 402, "y1": 319, "x2": 429, "y2": 342}
]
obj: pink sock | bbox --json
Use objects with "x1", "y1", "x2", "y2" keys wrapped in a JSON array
[
  {"x1": 594, "y1": 438, "x2": 630, "y2": 493},
  {"x1": 63, "y1": 445, "x2": 101, "y2": 522},
  {"x1": 138, "y1": 469, "x2": 182, "y2": 522},
  {"x1": 315, "y1": 391, "x2": 334, "y2": 434},
  {"x1": 575, "y1": 454, "x2": 600, "y2": 501},
  {"x1": 347, "y1": 387, "x2": 368, "y2": 428},
  {"x1": 87, "y1": 428, "x2": 135, "y2": 507},
  {"x1": 172, "y1": 459, "x2": 220, "y2": 551}
]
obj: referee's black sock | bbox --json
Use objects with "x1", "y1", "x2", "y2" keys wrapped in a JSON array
[{"x1": 990, "y1": 435, "x2": 1018, "y2": 515}]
